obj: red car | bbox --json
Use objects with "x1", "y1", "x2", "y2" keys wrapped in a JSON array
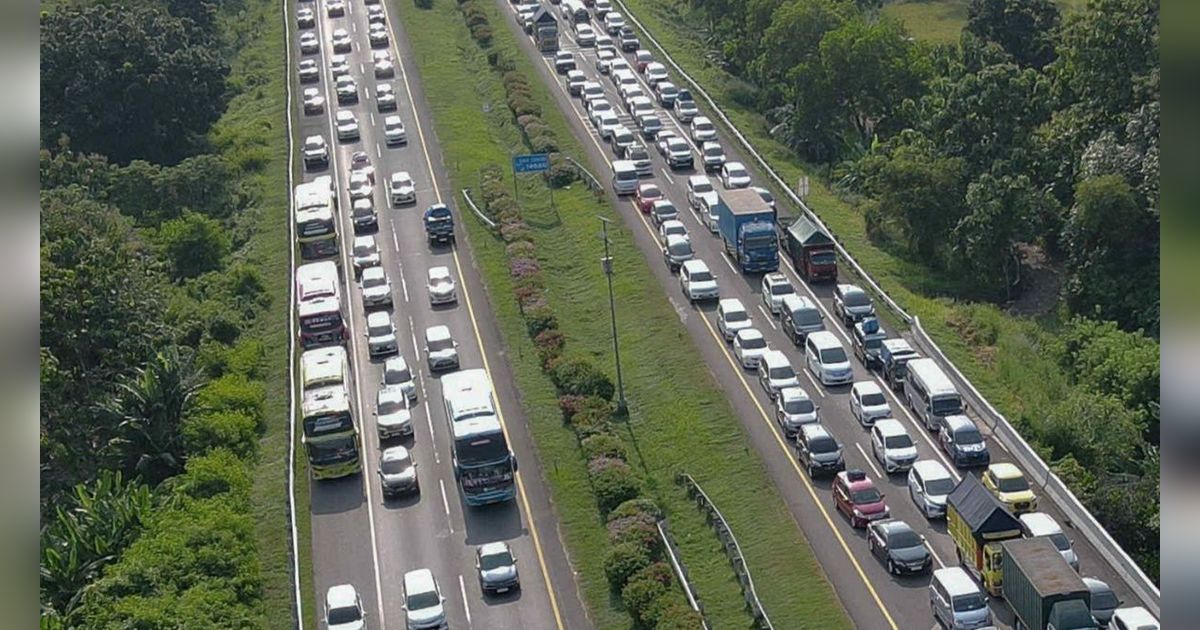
[
  {"x1": 635, "y1": 183, "x2": 663, "y2": 214},
  {"x1": 832, "y1": 469, "x2": 889, "y2": 528}
]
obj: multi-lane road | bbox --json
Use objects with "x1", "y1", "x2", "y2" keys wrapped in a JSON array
[
  {"x1": 284, "y1": 0, "x2": 592, "y2": 628},
  {"x1": 492, "y1": 2, "x2": 1159, "y2": 629}
]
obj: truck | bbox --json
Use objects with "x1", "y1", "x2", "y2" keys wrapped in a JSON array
[
  {"x1": 879, "y1": 338, "x2": 920, "y2": 390},
  {"x1": 947, "y1": 474, "x2": 1023, "y2": 596},
  {"x1": 1001, "y1": 537, "x2": 1097, "y2": 630},
  {"x1": 715, "y1": 189, "x2": 778, "y2": 273},
  {"x1": 785, "y1": 214, "x2": 837, "y2": 283},
  {"x1": 530, "y1": 7, "x2": 559, "y2": 52},
  {"x1": 851, "y1": 317, "x2": 887, "y2": 368},
  {"x1": 423, "y1": 203, "x2": 454, "y2": 244}
]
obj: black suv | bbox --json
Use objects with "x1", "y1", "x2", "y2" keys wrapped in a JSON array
[{"x1": 795, "y1": 423, "x2": 844, "y2": 478}]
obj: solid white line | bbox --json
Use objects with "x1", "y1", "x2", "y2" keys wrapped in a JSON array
[
  {"x1": 802, "y1": 369, "x2": 825, "y2": 398},
  {"x1": 757, "y1": 304, "x2": 777, "y2": 330},
  {"x1": 439, "y1": 479, "x2": 453, "y2": 532},
  {"x1": 391, "y1": 228, "x2": 400, "y2": 251},
  {"x1": 719, "y1": 251, "x2": 737, "y2": 273},
  {"x1": 856, "y1": 442, "x2": 883, "y2": 479},
  {"x1": 660, "y1": 168, "x2": 674, "y2": 184},
  {"x1": 376, "y1": 144, "x2": 382, "y2": 158},
  {"x1": 459, "y1": 574, "x2": 473, "y2": 626}
]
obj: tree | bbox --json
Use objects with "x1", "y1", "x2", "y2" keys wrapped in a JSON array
[
  {"x1": 751, "y1": 0, "x2": 853, "y2": 101},
  {"x1": 1037, "y1": 390, "x2": 1145, "y2": 475},
  {"x1": 965, "y1": 0, "x2": 1061, "y2": 68},
  {"x1": 1080, "y1": 101, "x2": 1159, "y2": 211},
  {"x1": 40, "y1": 4, "x2": 230, "y2": 164},
  {"x1": 1051, "y1": 0, "x2": 1158, "y2": 123},
  {"x1": 157, "y1": 212, "x2": 231, "y2": 280}
]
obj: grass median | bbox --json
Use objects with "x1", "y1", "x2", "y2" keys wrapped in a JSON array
[{"x1": 393, "y1": 0, "x2": 852, "y2": 628}]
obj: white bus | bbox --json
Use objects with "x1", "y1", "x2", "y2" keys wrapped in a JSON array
[
  {"x1": 294, "y1": 176, "x2": 338, "y2": 260},
  {"x1": 440, "y1": 369, "x2": 517, "y2": 506},
  {"x1": 296, "y1": 261, "x2": 345, "y2": 348},
  {"x1": 300, "y1": 346, "x2": 349, "y2": 392},
  {"x1": 904, "y1": 358, "x2": 963, "y2": 432}
]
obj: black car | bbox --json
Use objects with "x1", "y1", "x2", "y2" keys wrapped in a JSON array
[
  {"x1": 867, "y1": 519, "x2": 931, "y2": 575},
  {"x1": 795, "y1": 423, "x2": 844, "y2": 478}
]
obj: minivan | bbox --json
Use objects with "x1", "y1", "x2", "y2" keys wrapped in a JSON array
[
  {"x1": 758, "y1": 350, "x2": 799, "y2": 399},
  {"x1": 805, "y1": 331, "x2": 853, "y2": 386},
  {"x1": 1020, "y1": 512, "x2": 1079, "y2": 572},
  {"x1": 402, "y1": 568, "x2": 446, "y2": 629},
  {"x1": 611, "y1": 160, "x2": 639, "y2": 195},
  {"x1": 905, "y1": 357, "x2": 963, "y2": 432},
  {"x1": 930, "y1": 567, "x2": 992, "y2": 629},
  {"x1": 1110, "y1": 606, "x2": 1159, "y2": 630},
  {"x1": 939, "y1": 415, "x2": 991, "y2": 468},
  {"x1": 780, "y1": 294, "x2": 824, "y2": 345}
]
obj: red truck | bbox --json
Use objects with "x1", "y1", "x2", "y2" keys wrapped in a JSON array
[{"x1": 785, "y1": 215, "x2": 837, "y2": 283}]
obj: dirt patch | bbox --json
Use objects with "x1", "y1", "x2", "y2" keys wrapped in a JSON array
[{"x1": 1007, "y1": 243, "x2": 1063, "y2": 318}]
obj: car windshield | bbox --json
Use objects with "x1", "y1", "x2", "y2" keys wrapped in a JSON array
[
  {"x1": 705, "y1": 146, "x2": 722, "y2": 156},
  {"x1": 953, "y1": 593, "x2": 987, "y2": 612},
  {"x1": 407, "y1": 590, "x2": 440, "y2": 611},
  {"x1": 381, "y1": 453, "x2": 411, "y2": 474},
  {"x1": 642, "y1": 187, "x2": 661, "y2": 198},
  {"x1": 670, "y1": 140, "x2": 688, "y2": 151},
  {"x1": 728, "y1": 167, "x2": 747, "y2": 178},
  {"x1": 692, "y1": 181, "x2": 713, "y2": 193},
  {"x1": 759, "y1": 191, "x2": 775, "y2": 204},
  {"x1": 819, "y1": 348, "x2": 847, "y2": 364},
  {"x1": 480, "y1": 550, "x2": 514, "y2": 571},
  {"x1": 925, "y1": 478, "x2": 955, "y2": 495},
  {"x1": 363, "y1": 273, "x2": 386, "y2": 288},
  {"x1": 861, "y1": 392, "x2": 887, "y2": 406},
  {"x1": 784, "y1": 398, "x2": 814, "y2": 414},
  {"x1": 740, "y1": 335, "x2": 766, "y2": 350},
  {"x1": 668, "y1": 241, "x2": 692, "y2": 256},
  {"x1": 795, "y1": 309, "x2": 821, "y2": 326},
  {"x1": 996, "y1": 475, "x2": 1029, "y2": 493},
  {"x1": 385, "y1": 366, "x2": 411, "y2": 384},
  {"x1": 1048, "y1": 533, "x2": 1072, "y2": 551},
  {"x1": 689, "y1": 269, "x2": 712, "y2": 282},
  {"x1": 428, "y1": 337, "x2": 453, "y2": 352},
  {"x1": 355, "y1": 243, "x2": 376, "y2": 256},
  {"x1": 1090, "y1": 589, "x2": 1119, "y2": 610},
  {"x1": 955, "y1": 427, "x2": 983, "y2": 445},
  {"x1": 884, "y1": 434, "x2": 913, "y2": 449},
  {"x1": 810, "y1": 436, "x2": 838, "y2": 453},
  {"x1": 724, "y1": 309, "x2": 748, "y2": 323},
  {"x1": 845, "y1": 291, "x2": 871, "y2": 307},
  {"x1": 378, "y1": 397, "x2": 406, "y2": 415},
  {"x1": 887, "y1": 528, "x2": 922, "y2": 549},
  {"x1": 851, "y1": 487, "x2": 882, "y2": 504},
  {"x1": 864, "y1": 337, "x2": 883, "y2": 350},
  {"x1": 932, "y1": 397, "x2": 963, "y2": 416},
  {"x1": 327, "y1": 605, "x2": 362, "y2": 624},
  {"x1": 770, "y1": 283, "x2": 793, "y2": 295},
  {"x1": 768, "y1": 365, "x2": 794, "y2": 380},
  {"x1": 696, "y1": 121, "x2": 713, "y2": 132}
]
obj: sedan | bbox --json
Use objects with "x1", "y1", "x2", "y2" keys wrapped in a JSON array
[
  {"x1": 635, "y1": 184, "x2": 664, "y2": 214},
  {"x1": 302, "y1": 88, "x2": 325, "y2": 115},
  {"x1": 660, "y1": 136, "x2": 693, "y2": 169},
  {"x1": 374, "y1": 385, "x2": 412, "y2": 437},
  {"x1": 335, "y1": 110, "x2": 359, "y2": 141},
  {"x1": 367, "y1": 5, "x2": 386, "y2": 23},
  {"x1": 368, "y1": 23, "x2": 389, "y2": 48},
  {"x1": 379, "y1": 445, "x2": 419, "y2": 497},
  {"x1": 298, "y1": 58, "x2": 320, "y2": 82},
  {"x1": 566, "y1": 70, "x2": 587, "y2": 96},
  {"x1": 426, "y1": 266, "x2": 458, "y2": 305},
  {"x1": 376, "y1": 83, "x2": 397, "y2": 112},
  {"x1": 335, "y1": 75, "x2": 357, "y2": 104},
  {"x1": 554, "y1": 51, "x2": 576, "y2": 74},
  {"x1": 360, "y1": 266, "x2": 393, "y2": 309},
  {"x1": 388, "y1": 171, "x2": 416, "y2": 206},
  {"x1": 658, "y1": 219, "x2": 687, "y2": 244},
  {"x1": 867, "y1": 520, "x2": 931, "y2": 575},
  {"x1": 574, "y1": 24, "x2": 596, "y2": 47},
  {"x1": 594, "y1": 47, "x2": 617, "y2": 74},
  {"x1": 373, "y1": 51, "x2": 395, "y2": 78},
  {"x1": 690, "y1": 116, "x2": 717, "y2": 143},
  {"x1": 329, "y1": 54, "x2": 350, "y2": 78},
  {"x1": 331, "y1": 28, "x2": 352, "y2": 53},
  {"x1": 650, "y1": 199, "x2": 677, "y2": 226},
  {"x1": 733, "y1": 328, "x2": 768, "y2": 369},
  {"x1": 382, "y1": 356, "x2": 418, "y2": 401},
  {"x1": 384, "y1": 115, "x2": 407, "y2": 146},
  {"x1": 644, "y1": 62, "x2": 669, "y2": 86},
  {"x1": 636, "y1": 113, "x2": 663, "y2": 140},
  {"x1": 476, "y1": 542, "x2": 520, "y2": 595},
  {"x1": 296, "y1": 7, "x2": 315, "y2": 28},
  {"x1": 326, "y1": 0, "x2": 345, "y2": 17},
  {"x1": 721, "y1": 161, "x2": 751, "y2": 189},
  {"x1": 655, "y1": 81, "x2": 679, "y2": 107},
  {"x1": 299, "y1": 31, "x2": 320, "y2": 55}
]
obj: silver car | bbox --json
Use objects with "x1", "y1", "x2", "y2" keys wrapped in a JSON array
[
  {"x1": 424, "y1": 325, "x2": 459, "y2": 371},
  {"x1": 365, "y1": 311, "x2": 398, "y2": 358},
  {"x1": 476, "y1": 542, "x2": 520, "y2": 595},
  {"x1": 379, "y1": 445, "x2": 419, "y2": 496},
  {"x1": 359, "y1": 266, "x2": 392, "y2": 309},
  {"x1": 381, "y1": 356, "x2": 418, "y2": 401},
  {"x1": 375, "y1": 385, "x2": 412, "y2": 440}
]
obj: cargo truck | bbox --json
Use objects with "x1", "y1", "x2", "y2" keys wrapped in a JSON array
[
  {"x1": 947, "y1": 474, "x2": 1023, "y2": 596},
  {"x1": 715, "y1": 189, "x2": 778, "y2": 273},
  {"x1": 1001, "y1": 537, "x2": 1097, "y2": 630},
  {"x1": 785, "y1": 214, "x2": 838, "y2": 283},
  {"x1": 531, "y1": 7, "x2": 559, "y2": 52}
]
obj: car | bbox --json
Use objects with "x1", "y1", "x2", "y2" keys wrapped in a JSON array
[
  {"x1": 298, "y1": 58, "x2": 320, "y2": 82},
  {"x1": 775, "y1": 386, "x2": 818, "y2": 435},
  {"x1": 424, "y1": 325, "x2": 459, "y2": 371},
  {"x1": 720, "y1": 161, "x2": 751, "y2": 189},
  {"x1": 690, "y1": 116, "x2": 717, "y2": 143},
  {"x1": 335, "y1": 75, "x2": 357, "y2": 104},
  {"x1": 850, "y1": 381, "x2": 891, "y2": 427},
  {"x1": 302, "y1": 87, "x2": 325, "y2": 115},
  {"x1": 609, "y1": 58, "x2": 633, "y2": 78},
  {"x1": 758, "y1": 350, "x2": 799, "y2": 399},
  {"x1": 351, "y1": 198, "x2": 378, "y2": 233},
  {"x1": 981, "y1": 462, "x2": 1038, "y2": 514},
  {"x1": 622, "y1": 141, "x2": 653, "y2": 176},
  {"x1": 611, "y1": 125, "x2": 637, "y2": 156},
  {"x1": 701, "y1": 141, "x2": 726, "y2": 172},
  {"x1": 659, "y1": 219, "x2": 687, "y2": 244},
  {"x1": 384, "y1": 115, "x2": 408, "y2": 146},
  {"x1": 1019, "y1": 511, "x2": 1079, "y2": 571},
  {"x1": 595, "y1": 111, "x2": 621, "y2": 141},
  {"x1": 587, "y1": 98, "x2": 614, "y2": 123},
  {"x1": 296, "y1": 7, "x2": 315, "y2": 28},
  {"x1": 871, "y1": 418, "x2": 918, "y2": 474},
  {"x1": 930, "y1": 567, "x2": 993, "y2": 630},
  {"x1": 426, "y1": 266, "x2": 457, "y2": 305},
  {"x1": 686, "y1": 174, "x2": 718, "y2": 211},
  {"x1": 574, "y1": 23, "x2": 596, "y2": 46},
  {"x1": 565, "y1": 69, "x2": 587, "y2": 96},
  {"x1": 833, "y1": 468, "x2": 889, "y2": 528},
  {"x1": 593, "y1": 0, "x2": 613, "y2": 18},
  {"x1": 402, "y1": 569, "x2": 447, "y2": 630},
  {"x1": 1082, "y1": 577, "x2": 1121, "y2": 627},
  {"x1": 366, "y1": 312, "x2": 399, "y2": 360},
  {"x1": 331, "y1": 28, "x2": 352, "y2": 53},
  {"x1": 326, "y1": 0, "x2": 345, "y2": 17},
  {"x1": 752, "y1": 186, "x2": 776, "y2": 210},
  {"x1": 650, "y1": 199, "x2": 678, "y2": 226},
  {"x1": 368, "y1": 23, "x2": 389, "y2": 48},
  {"x1": 329, "y1": 54, "x2": 350, "y2": 78},
  {"x1": 732, "y1": 328, "x2": 768, "y2": 369},
  {"x1": 349, "y1": 171, "x2": 373, "y2": 201},
  {"x1": 324, "y1": 584, "x2": 365, "y2": 630},
  {"x1": 939, "y1": 414, "x2": 991, "y2": 468},
  {"x1": 1110, "y1": 607, "x2": 1159, "y2": 630},
  {"x1": 376, "y1": 83, "x2": 397, "y2": 112},
  {"x1": 594, "y1": 33, "x2": 614, "y2": 50},
  {"x1": 373, "y1": 51, "x2": 395, "y2": 78},
  {"x1": 554, "y1": 51, "x2": 576, "y2": 74},
  {"x1": 382, "y1": 356, "x2": 418, "y2": 401},
  {"x1": 476, "y1": 542, "x2": 520, "y2": 595},
  {"x1": 359, "y1": 266, "x2": 392, "y2": 309},
  {"x1": 634, "y1": 48, "x2": 654, "y2": 72},
  {"x1": 833, "y1": 283, "x2": 875, "y2": 325},
  {"x1": 662, "y1": 233, "x2": 694, "y2": 271},
  {"x1": 867, "y1": 519, "x2": 931, "y2": 575},
  {"x1": 367, "y1": 4, "x2": 386, "y2": 23},
  {"x1": 388, "y1": 171, "x2": 416, "y2": 206},
  {"x1": 335, "y1": 110, "x2": 359, "y2": 141},
  {"x1": 618, "y1": 26, "x2": 639, "y2": 51},
  {"x1": 655, "y1": 81, "x2": 679, "y2": 107},
  {"x1": 674, "y1": 95, "x2": 699, "y2": 122},
  {"x1": 627, "y1": 94, "x2": 655, "y2": 117},
  {"x1": 644, "y1": 61, "x2": 668, "y2": 85},
  {"x1": 795, "y1": 423, "x2": 844, "y2": 477},
  {"x1": 580, "y1": 80, "x2": 604, "y2": 104},
  {"x1": 619, "y1": 83, "x2": 645, "y2": 108},
  {"x1": 679, "y1": 259, "x2": 718, "y2": 302},
  {"x1": 716, "y1": 298, "x2": 752, "y2": 341},
  {"x1": 635, "y1": 183, "x2": 664, "y2": 214},
  {"x1": 352, "y1": 235, "x2": 381, "y2": 276},
  {"x1": 299, "y1": 31, "x2": 320, "y2": 55},
  {"x1": 303, "y1": 135, "x2": 328, "y2": 168},
  {"x1": 659, "y1": 136, "x2": 693, "y2": 169},
  {"x1": 594, "y1": 47, "x2": 618, "y2": 74},
  {"x1": 908, "y1": 459, "x2": 954, "y2": 518},
  {"x1": 379, "y1": 445, "x2": 419, "y2": 497},
  {"x1": 603, "y1": 11, "x2": 626, "y2": 36},
  {"x1": 759, "y1": 272, "x2": 794, "y2": 315},
  {"x1": 780, "y1": 295, "x2": 826, "y2": 344},
  {"x1": 350, "y1": 152, "x2": 375, "y2": 184},
  {"x1": 515, "y1": 4, "x2": 537, "y2": 30},
  {"x1": 636, "y1": 113, "x2": 663, "y2": 140}
]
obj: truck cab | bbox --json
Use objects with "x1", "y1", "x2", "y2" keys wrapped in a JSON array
[{"x1": 851, "y1": 317, "x2": 887, "y2": 368}]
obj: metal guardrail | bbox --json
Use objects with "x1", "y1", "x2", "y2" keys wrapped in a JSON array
[
  {"x1": 677, "y1": 473, "x2": 774, "y2": 630},
  {"x1": 565, "y1": 154, "x2": 605, "y2": 196},
  {"x1": 615, "y1": 0, "x2": 1160, "y2": 615},
  {"x1": 657, "y1": 519, "x2": 711, "y2": 630},
  {"x1": 460, "y1": 188, "x2": 497, "y2": 229}
]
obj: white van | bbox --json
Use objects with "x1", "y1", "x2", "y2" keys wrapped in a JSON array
[
  {"x1": 698, "y1": 193, "x2": 721, "y2": 232},
  {"x1": 402, "y1": 568, "x2": 446, "y2": 629},
  {"x1": 1110, "y1": 606, "x2": 1159, "y2": 630},
  {"x1": 1019, "y1": 512, "x2": 1079, "y2": 572},
  {"x1": 611, "y1": 160, "x2": 639, "y2": 195},
  {"x1": 904, "y1": 357, "x2": 963, "y2": 432},
  {"x1": 929, "y1": 567, "x2": 992, "y2": 630},
  {"x1": 805, "y1": 331, "x2": 852, "y2": 386}
]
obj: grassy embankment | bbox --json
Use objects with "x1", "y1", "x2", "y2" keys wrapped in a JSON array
[
  {"x1": 882, "y1": 0, "x2": 1091, "y2": 45},
  {"x1": 393, "y1": 0, "x2": 853, "y2": 628}
]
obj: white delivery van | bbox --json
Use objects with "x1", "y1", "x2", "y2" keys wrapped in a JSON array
[{"x1": 611, "y1": 160, "x2": 639, "y2": 195}]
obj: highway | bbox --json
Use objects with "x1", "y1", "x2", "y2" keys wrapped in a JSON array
[
  {"x1": 284, "y1": 0, "x2": 592, "y2": 628},
  {"x1": 493, "y1": 2, "x2": 1158, "y2": 629}
]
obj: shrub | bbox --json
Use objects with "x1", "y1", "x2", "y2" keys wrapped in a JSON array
[
  {"x1": 589, "y1": 457, "x2": 641, "y2": 513},
  {"x1": 505, "y1": 239, "x2": 536, "y2": 258},
  {"x1": 653, "y1": 601, "x2": 705, "y2": 630},
  {"x1": 603, "y1": 541, "x2": 651, "y2": 591},
  {"x1": 414, "y1": 0, "x2": 434, "y2": 8},
  {"x1": 486, "y1": 50, "x2": 513, "y2": 70},
  {"x1": 621, "y1": 575, "x2": 668, "y2": 626},
  {"x1": 196, "y1": 374, "x2": 265, "y2": 421},
  {"x1": 499, "y1": 220, "x2": 532, "y2": 243},
  {"x1": 529, "y1": 131, "x2": 559, "y2": 155},
  {"x1": 512, "y1": 280, "x2": 546, "y2": 307},
  {"x1": 551, "y1": 357, "x2": 615, "y2": 400},
  {"x1": 469, "y1": 24, "x2": 493, "y2": 46},
  {"x1": 607, "y1": 515, "x2": 660, "y2": 553},
  {"x1": 521, "y1": 118, "x2": 551, "y2": 138},
  {"x1": 581, "y1": 433, "x2": 627, "y2": 461},
  {"x1": 462, "y1": 5, "x2": 488, "y2": 28},
  {"x1": 632, "y1": 562, "x2": 674, "y2": 587},
  {"x1": 608, "y1": 498, "x2": 664, "y2": 523},
  {"x1": 570, "y1": 409, "x2": 614, "y2": 440},
  {"x1": 546, "y1": 154, "x2": 578, "y2": 189},
  {"x1": 518, "y1": 290, "x2": 548, "y2": 313},
  {"x1": 508, "y1": 256, "x2": 541, "y2": 279},
  {"x1": 173, "y1": 449, "x2": 252, "y2": 501},
  {"x1": 183, "y1": 410, "x2": 259, "y2": 458},
  {"x1": 506, "y1": 94, "x2": 541, "y2": 118}
]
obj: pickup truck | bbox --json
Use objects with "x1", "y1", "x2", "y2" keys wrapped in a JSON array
[
  {"x1": 785, "y1": 214, "x2": 837, "y2": 283},
  {"x1": 423, "y1": 204, "x2": 454, "y2": 244},
  {"x1": 715, "y1": 189, "x2": 778, "y2": 273},
  {"x1": 1001, "y1": 537, "x2": 1097, "y2": 630}
]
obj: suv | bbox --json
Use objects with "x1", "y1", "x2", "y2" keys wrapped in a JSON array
[
  {"x1": 424, "y1": 325, "x2": 460, "y2": 372},
  {"x1": 981, "y1": 463, "x2": 1037, "y2": 514},
  {"x1": 476, "y1": 542, "x2": 520, "y2": 595},
  {"x1": 324, "y1": 584, "x2": 365, "y2": 630},
  {"x1": 795, "y1": 423, "x2": 844, "y2": 477},
  {"x1": 732, "y1": 328, "x2": 768, "y2": 369},
  {"x1": 303, "y1": 135, "x2": 328, "y2": 168},
  {"x1": 375, "y1": 386, "x2": 412, "y2": 440},
  {"x1": 833, "y1": 283, "x2": 875, "y2": 326},
  {"x1": 701, "y1": 141, "x2": 726, "y2": 172},
  {"x1": 365, "y1": 312, "x2": 398, "y2": 359},
  {"x1": 686, "y1": 174, "x2": 718, "y2": 211},
  {"x1": 779, "y1": 294, "x2": 824, "y2": 345},
  {"x1": 870, "y1": 419, "x2": 918, "y2": 474},
  {"x1": 402, "y1": 569, "x2": 447, "y2": 630},
  {"x1": 908, "y1": 459, "x2": 954, "y2": 518},
  {"x1": 379, "y1": 445, "x2": 419, "y2": 497},
  {"x1": 849, "y1": 380, "x2": 891, "y2": 427},
  {"x1": 359, "y1": 266, "x2": 393, "y2": 309},
  {"x1": 775, "y1": 386, "x2": 818, "y2": 436},
  {"x1": 939, "y1": 415, "x2": 990, "y2": 468},
  {"x1": 621, "y1": 141, "x2": 652, "y2": 177},
  {"x1": 833, "y1": 469, "x2": 889, "y2": 528},
  {"x1": 618, "y1": 26, "x2": 639, "y2": 51},
  {"x1": 760, "y1": 272, "x2": 794, "y2": 315},
  {"x1": 757, "y1": 350, "x2": 799, "y2": 399},
  {"x1": 716, "y1": 298, "x2": 752, "y2": 341},
  {"x1": 679, "y1": 259, "x2": 718, "y2": 302}
]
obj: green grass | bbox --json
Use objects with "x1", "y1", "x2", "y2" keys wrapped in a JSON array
[
  {"x1": 882, "y1": 0, "x2": 1092, "y2": 44},
  {"x1": 393, "y1": 1, "x2": 852, "y2": 628}
]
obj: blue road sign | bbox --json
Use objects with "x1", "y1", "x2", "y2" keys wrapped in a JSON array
[{"x1": 513, "y1": 153, "x2": 550, "y2": 174}]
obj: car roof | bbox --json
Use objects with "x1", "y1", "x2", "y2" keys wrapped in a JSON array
[
  {"x1": 326, "y1": 584, "x2": 359, "y2": 608},
  {"x1": 1018, "y1": 512, "x2": 1061, "y2": 534},
  {"x1": 761, "y1": 350, "x2": 789, "y2": 366},
  {"x1": 807, "y1": 330, "x2": 841, "y2": 347},
  {"x1": 718, "y1": 298, "x2": 745, "y2": 312},
  {"x1": 366, "y1": 311, "x2": 390, "y2": 325},
  {"x1": 933, "y1": 567, "x2": 983, "y2": 596},
  {"x1": 385, "y1": 356, "x2": 409, "y2": 371},
  {"x1": 800, "y1": 422, "x2": 832, "y2": 439},
  {"x1": 428, "y1": 265, "x2": 451, "y2": 278},
  {"x1": 1111, "y1": 607, "x2": 1158, "y2": 625},
  {"x1": 362, "y1": 266, "x2": 385, "y2": 279},
  {"x1": 875, "y1": 519, "x2": 913, "y2": 535},
  {"x1": 912, "y1": 459, "x2": 951, "y2": 480},
  {"x1": 874, "y1": 418, "x2": 906, "y2": 436},
  {"x1": 681, "y1": 259, "x2": 708, "y2": 272},
  {"x1": 852, "y1": 380, "x2": 883, "y2": 396},
  {"x1": 735, "y1": 327, "x2": 763, "y2": 341},
  {"x1": 989, "y1": 462, "x2": 1023, "y2": 479},
  {"x1": 764, "y1": 272, "x2": 787, "y2": 284},
  {"x1": 478, "y1": 541, "x2": 510, "y2": 556},
  {"x1": 942, "y1": 414, "x2": 975, "y2": 431},
  {"x1": 837, "y1": 283, "x2": 866, "y2": 295},
  {"x1": 779, "y1": 386, "x2": 810, "y2": 402},
  {"x1": 403, "y1": 568, "x2": 437, "y2": 594},
  {"x1": 425, "y1": 324, "x2": 451, "y2": 340},
  {"x1": 354, "y1": 235, "x2": 375, "y2": 246},
  {"x1": 381, "y1": 445, "x2": 411, "y2": 463},
  {"x1": 687, "y1": 174, "x2": 710, "y2": 186}
]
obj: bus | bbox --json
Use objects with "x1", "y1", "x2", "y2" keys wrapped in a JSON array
[
  {"x1": 301, "y1": 385, "x2": 361, "y2": 479},
  {"x1": 295, "y1": 176, "x2": 338, "y2": 260},
  {"x1": 440, "y1": 369, "x2": 517, "y2": 506},
  {"x1": 296, "y1": 261, "x2": 345, "y2": 348},
  {"x1": 301, "y1": 346, "x2": 348, "y2": 390}
]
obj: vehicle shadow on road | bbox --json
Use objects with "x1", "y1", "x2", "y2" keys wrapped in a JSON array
[
  {"x1": 310, "y1": 474, "x2": 367, "y2": 515},
  {"x1": 461, "y1": 501, "x2": 525, "y2": 546}
]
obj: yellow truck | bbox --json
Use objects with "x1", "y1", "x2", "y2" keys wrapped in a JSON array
[{"x1": 947, "y1": 474, "x2": 1023, "y2": 596}]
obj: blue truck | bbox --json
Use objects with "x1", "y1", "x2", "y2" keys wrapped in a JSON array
[
  {"x1": 715, "y1": 189, "x2": 778, "y2": 273},
  {"x1": 423, "y1": 204, "x2": 455, "y2": 245}
]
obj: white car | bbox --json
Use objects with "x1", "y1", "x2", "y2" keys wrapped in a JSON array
[
  {"x1": 658, "y1": 219, "x2": 687, "y2": 244},
  {"x1": 329, "y1": 54, "x2": 350, "y2": 78},
  {"x1": 348, "y1": 171, "x2": 373, "y2": 201},
  {"x1": 716, "y1": 298, "x2": 752, "y2": 341},
  {"x1": 367, "y1": 4, "x2": 386, "y2": 23},
  {"x1": 655, "y1": 81, "x2": 679, "y2": 106},
  {"x1": 760, "y1": 272, "x2": 795, "y2": 315},
  {"x1": 382, "y1": 356, "x2": 418, "y2": 401},
  {"x1": 871, "y1": 419, "x2": 918, "y2": 474},
  {"x1": 686, "y1": 174, "x2": 718, "y2": 211},
  {"x1": 662, "y1": 233, "x2": 694, "y2": 271},
  {"x1": 424, "y1": 325, "x2": 460, "y2": 371},
  {"x1": 644, "y1": 62, "x2": 669, "y2": 86},
  {"x1": 426, "y1": 266, "x2": 457, "y2": 305},
  {"x1": 331, "y1": 28, "x2": 352, "y2": 53},
  {"x1": 596, "y1": 111, "x2": 621, "y2": 141},
  {"x1": 335, "y1": 110, "x2": 359, "y2": 141},
  {"x1": 690, "y1": 115, "x2": 717, "y2": 143},
  {"x1": 594, "y1": 47, "x2": 617, "y2": 74},
  {"x1": 721, "y1": 161, "x2": 751, "y2": 189},
  {"x1": 388, "y1": 171, "x2": 416, "y2": 206},
  {"x1": 299, "y1": 31, "x2": 320, "y2": 55},
  {"x1": 373, "y1": 52, "x2": 395, "y2": 78},
  {"x1": 850, "y1": 381, "x2": 891, "y2": 427},
  {"x1": 303, "y1": 134, "x2": 328, "y2": 167},
  {"x1": 326, "y1": 0, "x2": 346, "y2": 17},
  {"x1": 366, "y1": 311, "x2": 399, "y2": 359},
  {"x1": 674, "y1": 97, "x2": 699, "y2": 122},
  {"x1": 574, "y1": 23, "x2": 596, "y2": 47},
  {"x1": 775, "y1": 386, "x2": 818, "y2": 435},
  {"x1": 302, "y1": 87, "x2": 325, "y2": 114},
  {"x1": 752, "y1": 186, "x2": 776, "y2": 210},
  {"x1": 402, "y1": 569, "x2": 447, "y2": 630},
  {"x1": 352, "y1": 235, "x2": 381, "y2": 275},
  {"x1": 298, "y1": 58, "x2": 320, "y2": 82},
  {"x1": 323, "y1": 584, "x2": 364, "y2": 630},
  {"x1": 375, "y1": 384, "x2": 412, "y2": 439},
  {"x1": 588, "y1": 99, "x2": 614, "y2": 126},
  {"x1": 376, "y1": 83, "x2": 397, "y2": 112},
  {"x1": 360, "y1": 266, "x2": 393, "y2": 309},
  {"x1": 603, "y1": 11, "x2": 625, "y2": 35},
  {"x1": 580, "y1": 81, "x2": 604, "y2": 105},
  {"x1": 758, "y1": 350, "x2": 799, "y2": 399},
  {"x1": 627, "y1": 95, "x2": 655, "y2": 118},
  {"x1": 609, "y1": 59, "x2": 632, "y2": 77},
  {"x1": 296, "y1": 7, "x2": 316, "y2": 28},
  {"x1": 566, "y1": 69, "x2": 587, "y2": 96},
  {"x1": 368, "y1": 23, "x2": 389, "y2": 48},
  {"x1": 679, "y1": 259, "x2": 718, "y2": 302},
  {"x1": 335, "y1": 75, "x2": 357, "y2": 104},
  {"x1": 384, "y1": 115, "x2": 407, "y2": 146},
  {"x1": 701, "y1": 141, "x2": 726, "y2": 172},
  {"x1": 350, "y1": 151, "x2": 375, "y2": 183},
  {"x1": 732, "y1": 328, "x2": 768, "y2": 369},
  {"x1": 908, "y1": 460, "x2": 955, "y2": 519}
]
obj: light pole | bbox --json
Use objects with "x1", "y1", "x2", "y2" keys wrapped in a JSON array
[{"x1": 599, "y1": 217, "x2": 627, "y2": 415}]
